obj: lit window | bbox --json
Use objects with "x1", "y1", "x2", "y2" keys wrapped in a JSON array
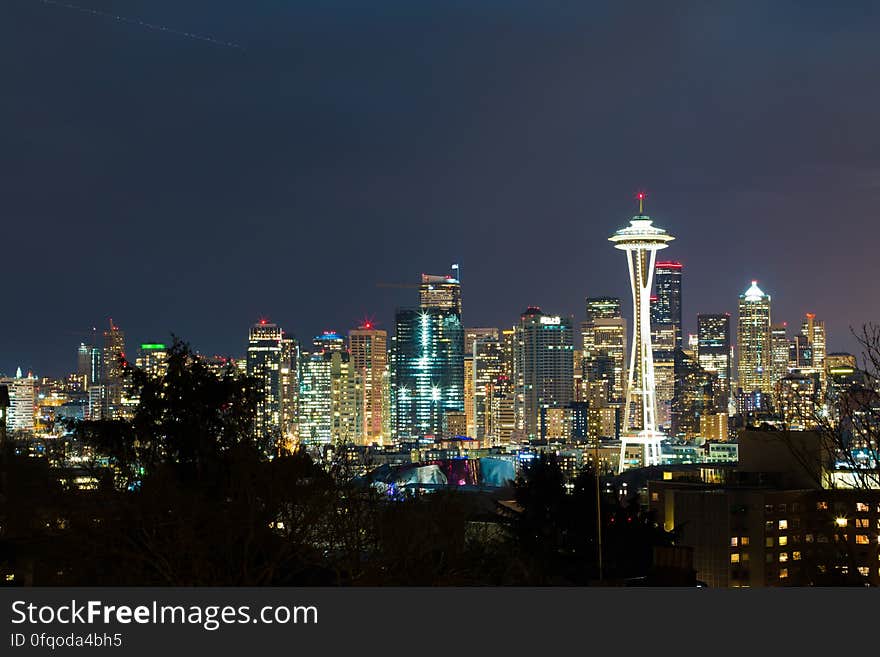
[
  {"x1": 730, "y1": 537, "x2": 739, "y2": 547},
  {"x1": 765, "y1": 537, "x2": 774, "y2": 547},
  {"x1": 779, "y1": 568, "x2": 788, "y2": 579},
  {"x1": 835, "y1": 517, "x2": 848, "y2": 528},
  {"x1": 741, "y1": 536, "x2": 749, "y2": 546},
  {"x1": 856, "y1": 535, "x2": 870, "y2": 545},
  {"x1": 817, "y1": 501, "x2": 828, "y2": 511},
  {"x1": 778, "y1": 536, "x2": 788, "y2": 546},
  {"x1": 858, "y1": 567, "x2": 869, "y2": 577},
  {"x1": 779, "y1": 552, "x2": 789, "y2": 562},
  {"x1": 805, "y1": 534, "x2": 814, "y2": 543},
  {"x1": 765, "y1": 520, "x2": 774, "y2": 531},
  {"x1": 778, "y1": 519, "x2": 788, "y2": 530},
  {"x1": 856, "y1": 502, "x2": 869, "y2": 512},
  {"x1": 855, "y1": 518, "x2": 869, "y2": 528},
  {"x1": 793, "y1": 551, "x2": 801, "y2": 561},
  {"x1": 730, "y1": 553, "x2": 740, "y2": 564}
]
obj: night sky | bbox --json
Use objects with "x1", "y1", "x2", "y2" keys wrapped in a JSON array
[{"x1": 3, "y1": 1, "x2": 879, "y2": 377}]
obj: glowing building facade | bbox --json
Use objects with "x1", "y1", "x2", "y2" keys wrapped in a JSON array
[
  {"x1": 349, "y1": 323, "x2": 389, "y2": 445},
  {"x1": 697, "y1": 313, "x2": 731, "y2": 408},
  {"x1": 393, "y1": 274, "x2": 464, "y2": 441},
  {"x1": 514, "y1": 307, "x2": 574, "y2": 441},
  {"x1": 246, "y1": 320, "x2": 285, "y2": 455},
  {"x1": 737, "y1": 282, "x2": 772, "y2": 394}
]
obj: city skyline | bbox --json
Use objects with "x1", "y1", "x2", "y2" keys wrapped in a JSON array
[
  {"x1": 4, "y1": 2, "x2": 880, "y2": 376},
  {"x1": 1, "y1": 251, "x2": 861, "y2": 379}
]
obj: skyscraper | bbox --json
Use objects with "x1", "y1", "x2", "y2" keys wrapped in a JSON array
[
  {"x1": 582, "y1": 297, "x2": 627, "y2": 405},
  {"x1": 349, "y1": 322, "x2": 389, "y2": 446},
  {"x1": 737, "y1": 281, "x2": 772, "y2": 395},
  {"x1": 135, "y1": 343, "x2": 169, "y2": 379},
  {"x1": 609, "y1": 195, "x2": 674, "y2": 470},
  {"x1": 652, "y1": 261, "x2": 683, "y2": 348},
  {"x1": 801, "y1": 313, "x2": 827, "y2": 393},
  {"x1": 280, "y1": 333, "x2": 299, "y2": 444},
  {"x1": 246, "y1": 320, "x2": 285, "y2": 455},
  {"x1": 393, "y1": 273, "x2": 464, "y2": 441},
  {"x1": 697, "y1": 313, "x2": 731, "y2": 407},
  {"x1": 515, "y1": 307, "x2": 574, "y2": 441},
  {"x1": 96, "y1": 319, "x2": 126, "y2": 419},
  {"x1": 1, "y1": 368, "x2": 35, "y2": 434},
  {"x1": 770, "y1": 323, "x2": 790, "y2": 388}
]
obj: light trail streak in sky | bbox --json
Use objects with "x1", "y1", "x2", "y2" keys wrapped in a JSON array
[{"x1": 39, "y1": 0, "x2": 245, "y2": 51}]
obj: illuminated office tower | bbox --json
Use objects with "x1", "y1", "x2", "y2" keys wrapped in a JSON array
[
  {"x1": 280, "y1": 334, "x2": 300, "y2": 444},
  {"x1": 464, "y1": 328, "x2": 500, "y2": 438},
  {"x1": 515, "y1": 307, "x2": 574, "y2": 441},
  {"x1": 97, "y1": 319, "x2": 126, "y2": 419},
  {"x1": 770, "y1": 323, "x2": 790, "y2": 387},
  {"x1": 585, "y1": 297, "x2": 622, "y2": 320},
  {"x1": 651, "y1": 261, "x2": 683, "y2": 348},
  {"x1": 582, "y1": 298, "x2": 627, "y2": 404},
  {"x1": 393, "y1": 273, "x2": 464, "y2": 441},
  {"x1": 1, "y1": 368, "x2": 35, "y2": 433},
  {"x1": 0, "y1": 385, "x2": 7, "y2": 446},
  {"x1": 608, "y1": 195, "x2": 674, "y2": 470},
  {"x1": 472, "y1": 335, "x2": 505, "y2": 444},
  {"x1": 420, "y1": 273, "x2": 462, "y2": 314},
  {"x1": 246, "y1": 320, "x2": 285, "y2": 455},
  {"x1": 737, "y1": 281, "x2": 772, "y2": 394},
  {"x1": 349, "y1": 323, "x2": 389, "y2": 446},
  {"x1": 136, "y1": 343, "x2": 169, "y2": 378},
  {"x1": 76, "y1": 342, "x2": 97, "y2": 388},
  {"x1": 697, "y1": 313, "x2": 731, "y2": 407},
  {"x1": 671, "y1": 350, "x2": 716, "y2": 440},
  {"x1": 801, "y1": 313, "x2": 827, "y2": 393},
  {"x1": 313, "y1": 331, "x2": 345, "y2": 354},
  {"x1": 789, "y1": 334, "x2": 812, "y2": 370},
  {"x1": 651, "y1": 321, "x2": 676, "y2": 430},
  {"x1": 299, "y1": 351, "x2": 332, "y2": 445}
]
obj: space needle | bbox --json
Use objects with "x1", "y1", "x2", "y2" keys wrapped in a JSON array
[{"x1": 609, "y1": 193, "x2": 675, "y2": 472}]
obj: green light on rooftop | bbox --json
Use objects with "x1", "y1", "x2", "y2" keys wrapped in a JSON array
[{"x1": 140, "y1": 343, "x2": 167, "y2": 350}]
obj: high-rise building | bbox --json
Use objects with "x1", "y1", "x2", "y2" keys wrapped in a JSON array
[
  {"x1": 582, "y1": 298, "x2": 627, "y2": 404},
  {"x1": 651, "y1": 261, "x2": 683, "y2": 348},
  {"x1": 298, "y1": 336, "x2": 359, "y2": 446},
  {"x1": 1, "y1": 368, "x2": 35, "y2": 434},
  {"x1": 585, "y1": 297, "x2": 622, "y2": 321},
  {"x1": 280, "y1": 333, "x2": 299, "y2": 444},
  {"x1": 737, "y1": 282, "x2": 772, "y2": 395},
  {"x1": 672, "y1": 350, "x2": 716, "y2": 440},
  {"x1": 609, "y1": 195, "x2": 675, "y2": 470},
  {"x1": 393, "y1": 273, "x2": 464, "y2": 441},
  {"x1": 419, "y1": 273, "x2": 462, "y2": 314},
  {"x1": 801, "y1": 313, "x2": 827, "y2": 393},
  {"x1": 298, "y1": 351, "x2": 332, "y2": 446},
  {"x1": 515, "y1": 307, "x2": 574, "y2": 441},
  {"x1": 246, "y1": 320, "x2": 285, "y2": 455},
  {"x1": 97, "y1": 320, "x2": 126, "y2": 419},
  {"x1": 136, "y1": 343, "x2": 169, "y2": 379},
  {"x1": 472, "y1": 334, "x2": 505, "y2": 444},
  {"x1": 770, "y1": 323, "x2": 790, "y2": 389},
  {"x1": 349, "y1": 323, "x2": 389, "y2": 446},
  {"x1": 697, "y1": 313, "x2": 731, "y2": 408},
  {"x1": 464, "y1": 328, "x2": 500, "y2": 438}
]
